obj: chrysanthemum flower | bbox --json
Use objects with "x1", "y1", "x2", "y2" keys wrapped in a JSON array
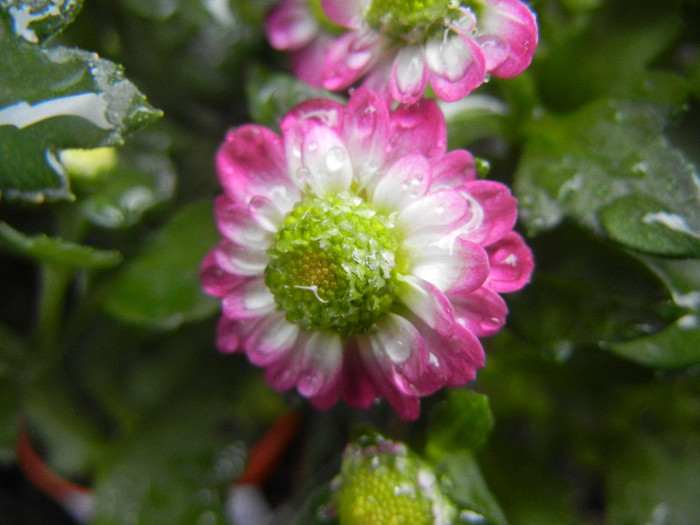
[
  {"x1": 201, "y1": 88, "x2": 533, "y2": 419},
  {"x1": 266, "y1": 0, "x2": 538, "y2": 104}
]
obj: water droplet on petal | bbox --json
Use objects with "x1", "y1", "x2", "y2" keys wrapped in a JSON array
[
  {"x1": 296, "y1": 166, "x2": 311, "y2": 185},
  {"x1": 307, "y1": 141, "x2": 319, "y2": 152},
  {"x1": 325, "y1": 146, "x2": 347, "y2": 173}
]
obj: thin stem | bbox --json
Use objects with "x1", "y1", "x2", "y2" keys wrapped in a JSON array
[{"x1": 34, "y1": 263, "x2": 72, "y2": 359}]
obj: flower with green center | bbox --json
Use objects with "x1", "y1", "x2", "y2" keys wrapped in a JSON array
[
  {"x1": 201, "y1": 88, "x2": 533, "y2": 419},
  {"x1": 266, "y1": 0, "x2": 538, "y2": 103},
  {"x1": 331, "y1": 434, "x2": 455, "y2": 525}
]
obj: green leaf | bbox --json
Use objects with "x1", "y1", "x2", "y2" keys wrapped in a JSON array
[
  {"x1": 426, "y1": 390, "x2": 494, "y2": 461},
  {"x1": 606, "y1": 318, "x2": 700, "y2": 369},
  {"x1": 436, "y1": 452, "x2": 508, "y2": 525},
  {"x1": 600, "y1": 195, "x2": 700, "y2": 257},
  {"x1": 0, "y1": 0, "x2": 83, "y2": 43},
  {"x1": 101, "y1": 200, "x2": 219, "y2": 329},
  {"x1": 605, "y1": 257, "x2": 700, "y2": 368},
  {"x1": 0, "y1": 19, "x2": 162, "y2": 203},
  {"x1": 515, "y1": 100, "x2": 700, "y2": 257},
  {"x1": 0, "y1": 221, "x2": 122, "y2": 268}
]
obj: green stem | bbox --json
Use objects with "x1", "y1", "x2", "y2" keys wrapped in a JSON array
[{"x1": 34, "y1": 263, "x2": 72, "y2": 358}]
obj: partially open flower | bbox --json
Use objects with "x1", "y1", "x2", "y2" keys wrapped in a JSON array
[
  {"x1": 201, "y1": 88, "x2": 533, "y2": 419},
  {"x1": 266, "y1": 0, "x2": 538, "y2": 103}
]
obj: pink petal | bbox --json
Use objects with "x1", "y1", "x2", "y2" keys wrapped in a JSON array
[
  {"x1": 371, "y1": 154, "x2": 431, "y2": 212},
  {"x1": 430, "y1": 149, "x2": 478, "y2": 190},
  {"x1": 397, "y1": 275, "x2": 456, "y2": 337},
  {"x1": 341, "y1": 88, "x2": 391, "y2": 188},
  {"x1": 340, "y1": 342, "x2": 381, "y2": 409},
  {"x1": 281, "y1": 98, "x2": 345, "y2": 178},
  {"x1": 449, "y1": 286, "x2": 508, "y2": 337},
  {"x1": 296, "y1": 332, "x2": 344, "y2": 398},
  {"x1": 485, "y1": 231, "x2": 534, "y2": 292},
  {"x1": 459, "y1": 180, "x2": 518, "y2": 245},
  {"x1": 222, "y1": 278, "x2": 275, "y2": 321},
  {"x1": 477, "y1": 0, "x2": 538, "y2": 78},
  {"x1": 244, "y1": 311, "x2": 300, "y2": 367},
  {"x1": 359, "y1": 59, "x2": 395, "y2": 105},
  {"x1": 389, "y1": 46, "x2": 428, "y2": 104},
  {"x1": 214, "y1": 196, "x2": 275, "y2": 250},
  {"x1": 356, "y1": 313, "x2": 428, "y2": 396},
  {"x1": 387, "y1": 98, "x2": 447, "y2": 163},
  {"x1": 265, "y1": 0, "x2": 318, "y2": 51},
  {"x1": 398, "y1": 190, "x2": 469, "y2": 242},
  {"x1": 420, "y1": 323, "x2": 485, "y2": 387},
  {"x1": 320, "y1": 0, "x2": 363, "y2": 28},
  {"x1": 213, "y1": 240, "x2": 268, "y2": 277},
  {"x1": 322, "y1": 27, "x2": 385, "y2": 91},
  {"x1": 426, "y1": 33, "x2": 486, "y2": 101},
  {"x1": 409, "y1": 237, "x2": 490, "y2": 294},
  {"x1": 201, "y1": 250, "x2": 243, "y2": 298},
  {"x1": 217, "y1": 125, "x2": 290, "y2": 204},
  {"x1": 355, "y1": 342, "x2": 423, "y2": 420},
  {"x1": 300, "y1": 125, "x2": 353, "y2": 195},
  {"x1": 290, "y1": 34, "x2": 335, "y2": 88},
  {"x1": 216, "y1": 316, "x2": 241, "y2": 354}
]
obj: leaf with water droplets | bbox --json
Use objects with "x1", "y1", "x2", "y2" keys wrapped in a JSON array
[
  {"x1": 0, "y1": 12, "x2": 162, "y2": 203},
  {"x1": 0, "y1": 0, "x2": 83, "y2": 43},
  {"x1": 515, "y1": 99, "x2": 700, "y2": 258},
  {"x1": 600, "y1": 195, "x2": 700, "y2": 257}
]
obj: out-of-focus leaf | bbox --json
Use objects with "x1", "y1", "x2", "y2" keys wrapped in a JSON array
[
  {"x1": 426, "y1": 390, "x2": 494, "y2": 461},
  {"x1": 100, "y1": 200, "x2": 218, "y2": 329},
  {"x1": 0, "y1": 221, "x2": 122, "y2": 269},
  {"x1": 606, "y1": 318, "x2": 700, "y2": 369},
  {"x1": 537, "y1": 5, "x2": 681, "y2": 111},
  {"x1": 606, "y1": 432, "x2": 700, "y2": 525},
  {"x1": 246, "y1": 68, "x2": 342, "y2": 130},
  {"x1": 0, "y1": 17, "x2": 162, "y2": 203},
  {"x1": 69, "y1": 134, "x2": 177, "y2": 229},
  {"x1": 0, "y1": 0, "x2": 83, "y2": 43},
  {"x1": 437, "y1": 452, "x2": 508, "y2": 525},
  {"x1": 89, "y1": 343, "x2": 285, "y2": 525},
  {"x1": 515, "y1": 100, "x2": 700, "y2": 257},
  {"x1": 506, "y1": 226, "x2": 678, "y2": 354},
  {"x1": 606, "y1": 258, "x2": 700, "y2": 368}
]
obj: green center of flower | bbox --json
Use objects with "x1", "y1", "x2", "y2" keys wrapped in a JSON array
[
  {"x1": 364, "y1": 0, "x2": 463, "y2": 39},
  {"x1": 265, "y1": 191, "x2": 401, "y2": 337}
]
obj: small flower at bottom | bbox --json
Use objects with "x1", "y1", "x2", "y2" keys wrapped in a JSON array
[
  {"x1": 329, "y1": 433, "x2": 456, "y2": 525},
  {"x1": 201, "y1": 88, "x2": 533, "y2": 419}
]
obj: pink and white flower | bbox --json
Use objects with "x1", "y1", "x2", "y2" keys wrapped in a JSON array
[
  {"x1": 266, "y1": 0, "x2": 538, "y2": 104},
  {"x1": 201, "y1": 88, "x2": 533, "y2": 419}
]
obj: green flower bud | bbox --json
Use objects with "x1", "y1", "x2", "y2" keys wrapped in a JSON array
[{"x1": 332, "y1": 434, "x2": 456, "y2": 525}]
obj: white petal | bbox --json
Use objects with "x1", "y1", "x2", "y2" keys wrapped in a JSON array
[
  {"x1": 371, "y1": 154, "x2": 431, "y2": 212},
  {"x1": 301, "y1": 126, "x2": 353, "y2": 196},
  {"x1": 397, "y1": 275, "x2": 455, "y2": 336},
  {"x1": 297, "y1": 332, "x2": 343, "y2": 397},
  {"x1": 245, "y1": 311, "x2": 300, "y2": 366}
]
